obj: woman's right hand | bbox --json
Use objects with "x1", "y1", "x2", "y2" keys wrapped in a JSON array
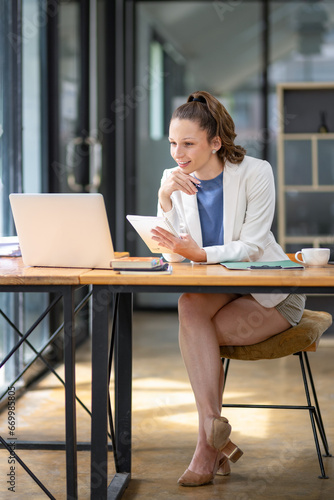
[{"x1": 158, "y1": 168, "x2": 201, "y2": 212}]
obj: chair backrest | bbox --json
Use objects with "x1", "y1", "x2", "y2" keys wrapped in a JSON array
[{"x1": 219, "y1": 309, "x2": 332, "y2": 361}]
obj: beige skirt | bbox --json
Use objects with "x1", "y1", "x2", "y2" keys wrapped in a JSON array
[{"x1": 275, "y1": 294, "x2": 306, "y2": 326}]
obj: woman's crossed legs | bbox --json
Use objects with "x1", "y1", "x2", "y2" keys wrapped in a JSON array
[{"x1": 178, "y1": 292, "x2": 291, "y2": 477}]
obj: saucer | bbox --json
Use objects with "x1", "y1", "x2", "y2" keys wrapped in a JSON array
[{"x1": 304, "y1": 263, "x2": 329, "y2": 268}]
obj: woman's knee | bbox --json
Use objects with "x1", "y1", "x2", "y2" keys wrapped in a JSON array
[
  {"x1": 178, "y1": 293, "x2": 208, "y2": 326},
  {"x1": 179, "y1": 293, "x2": 199, "y2": 317},
  {"x1": 178, "y1": 292, "x2": 208, "y2": 312},
  {"x1": 178, "y1": 294, "x2": 210, "y2": 343},
  {"x1": 178, "y1": 293, "x2": 239, "y2": 322}
]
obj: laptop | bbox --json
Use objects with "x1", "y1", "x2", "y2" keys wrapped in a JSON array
[{"x1": 9, "y1": 193, "x2": 115, "y2": 269}]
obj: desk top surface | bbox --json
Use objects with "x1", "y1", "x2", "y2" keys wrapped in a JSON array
[
  {"x1": 0, "y1": 252, "x2": 129, "y2": 285},
  {"x1": 79, "y1": 261, "x2": 334, "y2": 288},
  {"x1": 2, "y1": 258, "x2": 334, "y2": 288},
  {"x1": 0, "y1": 257, "x2": 87, "y2": 285}
]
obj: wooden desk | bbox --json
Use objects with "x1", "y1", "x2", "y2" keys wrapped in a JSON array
[
  {"x1": 80, "y1": 262, "x2": 334, "y2": 499},
  {"x1": 3, "y1": 259, "x2": 333, "y2": 499}
]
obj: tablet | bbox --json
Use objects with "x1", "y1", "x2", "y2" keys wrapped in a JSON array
[{"x1": 126, "y1": 215, "x2": 179, "y2": 253}]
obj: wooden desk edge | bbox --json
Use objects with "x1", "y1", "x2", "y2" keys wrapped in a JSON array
[{"x1": 78, "y1": 262, "x2": 334, "y2": 286}]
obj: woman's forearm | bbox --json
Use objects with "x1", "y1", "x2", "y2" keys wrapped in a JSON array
[{"x1": 158, "y1": 187, "x2": 173, "y2": 213}]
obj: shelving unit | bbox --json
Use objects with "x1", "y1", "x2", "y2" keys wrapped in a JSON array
[{"x1": 277, "y1": 82, "x2": 334, "y2": 251}]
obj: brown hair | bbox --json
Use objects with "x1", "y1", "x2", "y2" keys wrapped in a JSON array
[{"x1": 171, "y1": 90, "x2": 246, "y2": 165}]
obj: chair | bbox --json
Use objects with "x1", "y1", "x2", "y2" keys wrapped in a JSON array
[{"x1": 220, "y1": 309, "x2": 332, "y2": 478}]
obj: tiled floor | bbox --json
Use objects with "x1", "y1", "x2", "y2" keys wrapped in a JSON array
[{"x1": 0, "y1": 311, "x2": 334, "y2": 499}]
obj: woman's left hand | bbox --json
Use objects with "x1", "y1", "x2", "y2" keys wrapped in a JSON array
[{"x1": 151, "y1": 227, "x2": 207, "y2": 262}]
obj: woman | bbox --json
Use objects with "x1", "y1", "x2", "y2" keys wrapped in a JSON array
[{"x1": 151, "y1": 90, "x2": 306, "y2": 487}]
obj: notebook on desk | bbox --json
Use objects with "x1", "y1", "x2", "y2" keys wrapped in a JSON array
[
  {"x1": 9, "y1": 193, "x2": 115, "y2": 268},
  {"x1": 220, "y1": 260, "x2": 304, "y2": 270}
]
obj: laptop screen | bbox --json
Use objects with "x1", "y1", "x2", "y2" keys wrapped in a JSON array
[{"x1": 9, "y1": 193, "x2": 114, "y2": 269}]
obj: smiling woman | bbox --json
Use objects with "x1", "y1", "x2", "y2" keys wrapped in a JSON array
[{"x1": 153, "y1": 89, "x2": 307, "y2": 487}]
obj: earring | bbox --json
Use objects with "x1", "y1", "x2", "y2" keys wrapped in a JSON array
[{"x1": 212, "y1": 149, "x2": 217, "y2": 154}]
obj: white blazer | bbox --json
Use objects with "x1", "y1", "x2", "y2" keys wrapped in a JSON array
[{"x1": 158, "y1": 155, "x2": 289, "y2": 308}]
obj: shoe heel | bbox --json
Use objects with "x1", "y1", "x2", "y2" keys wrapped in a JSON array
[
  {"x1": 216, "y1": 456, "x2": 231, "y2": 476},
  {"x1": 221, "y1": 440, "x2": 243, "y2": 463}
]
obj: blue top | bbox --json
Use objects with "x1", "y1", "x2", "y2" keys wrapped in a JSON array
[{"x1": 195, "y1": 171, "x2": 224, "y2": 247}]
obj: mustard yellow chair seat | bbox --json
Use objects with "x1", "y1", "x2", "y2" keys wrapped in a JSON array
[{"x1": 220, "y1": 309, "x2": 332, "y2": 361}]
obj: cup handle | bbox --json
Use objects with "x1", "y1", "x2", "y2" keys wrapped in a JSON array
[{"x1": 295, "y1": 251, "x2": 304, "y2": 264}]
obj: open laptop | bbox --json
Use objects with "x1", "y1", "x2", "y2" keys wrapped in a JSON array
[{"x1": 9, "y1": 193, "x2": 115, "y2": 268}]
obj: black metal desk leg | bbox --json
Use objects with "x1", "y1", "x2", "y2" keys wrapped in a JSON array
[
  {"x1": 114, "y1": 293, "x2": 133, "y2": 475},
  {"x1": 63, "y1": 287, "x2": 78, "y2": 499},
  {"x1": 91, "y1": 286, "x2": 111, "y2": 498}
]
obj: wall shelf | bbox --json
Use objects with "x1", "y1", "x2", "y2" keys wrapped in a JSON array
[{"x1": 277, "y1": 82, "x2": 334, "y2": 251}]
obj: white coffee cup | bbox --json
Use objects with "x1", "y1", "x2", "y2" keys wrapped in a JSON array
[{"x1": 295, "y1": 248, "x2": 330, "y2": 267}]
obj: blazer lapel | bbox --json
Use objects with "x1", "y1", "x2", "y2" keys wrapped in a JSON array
[{"x1": 223, "y1": 162, "x2": 241, "y2": 244}]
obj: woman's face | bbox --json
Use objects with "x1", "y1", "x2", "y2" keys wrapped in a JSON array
[{"x1": 168, "y1": 118, "x2": 221, "y2": 179}]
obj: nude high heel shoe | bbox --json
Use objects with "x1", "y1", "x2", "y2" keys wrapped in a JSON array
[
  {"x1": 178, "y1": 453, "x2": 231, "y2": 486},
  {"x1": 177, "y1": 452, "x2": 222, "y2": 487},
  {"x1": 207, "y1": 416, "x2": 243, "y2": 464},
  {"x1": 178, "y1": 417, "x2": 242, "y2": 486}
]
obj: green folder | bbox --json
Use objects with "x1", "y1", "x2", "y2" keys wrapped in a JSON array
[{"x1": 220, "y1": 260, "x2": 304, "y2": 270}]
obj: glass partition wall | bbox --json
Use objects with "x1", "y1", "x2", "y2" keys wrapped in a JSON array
[
  {"x1": 268, "y1": 1, "x2": 334, "y2": 252},
  {"x1": 0, "y1": 0, "x2": 49, "y2": 395},
  {"x1": 0, "y1": 0, "x2": 95, "y2": 396},
  {"x1": 0, "y1": 0, "x2": 6, "y2": 392},
  {"x1": 0, "y1": 0, "x2": 4, "y2": 238}
]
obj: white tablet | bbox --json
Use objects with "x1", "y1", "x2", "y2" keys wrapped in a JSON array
[{"x1": 126, "y1": 215, "x2": 179, "y2": 254}]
